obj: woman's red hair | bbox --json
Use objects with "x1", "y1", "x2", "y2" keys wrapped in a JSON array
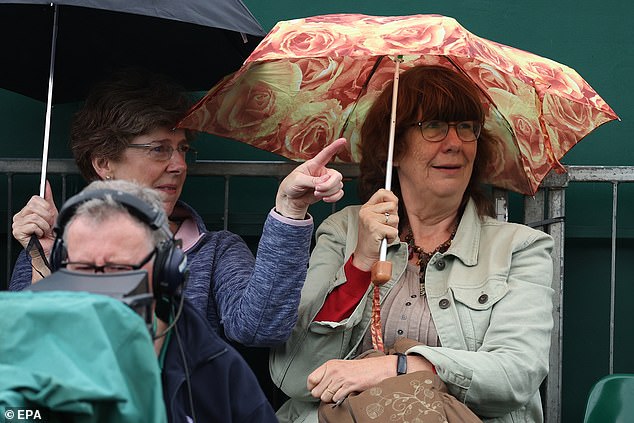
[{"x1": 357, "y1": 65, "x2": 495, "y2": 221}]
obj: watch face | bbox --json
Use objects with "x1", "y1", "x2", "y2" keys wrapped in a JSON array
[{"x1": 397, "y1": 353, "x2": 407, "y2": 375}]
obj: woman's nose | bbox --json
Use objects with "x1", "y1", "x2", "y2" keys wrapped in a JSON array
[
  {"x1": 167, "y1": 150, "x2": 187, "y2": 172},
  {"x1": 442, "y1": 127, "x2": 462, "y2": 150}
]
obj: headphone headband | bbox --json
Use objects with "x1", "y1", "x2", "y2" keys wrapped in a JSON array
[{"x1": 54, "y1": 189, "x2": 166, "y2": 236}]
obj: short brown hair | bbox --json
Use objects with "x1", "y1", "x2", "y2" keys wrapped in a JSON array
[
  {"x1": 358, "y1": 65, "x2": 495, "y2": 220},
  {"x1": 70, "y1": 68, "x2": 194, "y2": 181}
]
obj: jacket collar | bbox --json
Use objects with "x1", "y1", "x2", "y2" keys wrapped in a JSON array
[
  {"x1": 387, "y1": 198, "x2": 481, "y2": 273},
  {"x1": 446, "y1": 198, "x2": 481, "y2": 267}
]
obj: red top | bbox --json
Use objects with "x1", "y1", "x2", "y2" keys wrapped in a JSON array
[
  {"x1": 313, "y1": 255, "x2": 438, "y2": 374},
  {"x1": 314, "y1": 255, "x2": 371, "y2": 321}
]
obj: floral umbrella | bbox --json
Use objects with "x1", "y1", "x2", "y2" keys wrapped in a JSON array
[
  {"x1": 180, "y1": 13, "x2": 619, "y2": 196},
  {"x1": 179, "y1": 13, "x2": 619, "y2": 350}
]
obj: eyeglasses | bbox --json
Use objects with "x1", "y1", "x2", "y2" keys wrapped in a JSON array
[
  {"x1": 61, "y1": 249, "x2": 156, "y2": 274},
  {"x1": 127, "y1": 142, "x2": 197, "y2": 163},
  {"x1": 414, "y1": 120, "x2": 481, "y2": 143}
]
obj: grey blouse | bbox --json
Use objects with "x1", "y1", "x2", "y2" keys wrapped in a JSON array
[{"x1": 361, "y1": 262, "x2": 440, "y2": 352}]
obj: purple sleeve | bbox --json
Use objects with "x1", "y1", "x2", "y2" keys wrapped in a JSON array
[
  {"x1": 9, "y1": 250, "x2": 32, "y2": 291},
  {"x1": 211, "y1": 211, "x2": 313, "y2": 346}
]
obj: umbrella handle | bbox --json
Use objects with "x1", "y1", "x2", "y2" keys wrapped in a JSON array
[
  {"x1": 370, "y1": 260, "x2": 391, "y2": 352},
  {"x1": 371, "y1": 260, "x2": 392, "y2": 286},
  {"x1": 370, "y1": 284, "x2": 385, "y2": 351}
]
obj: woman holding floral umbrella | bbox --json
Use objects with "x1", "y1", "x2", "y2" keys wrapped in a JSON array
[{"x1": 271, "y1": 65, "x2": 554, "y2": 423}]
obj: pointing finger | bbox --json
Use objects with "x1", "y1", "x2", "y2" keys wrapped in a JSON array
[{"x1": 307, "y1": 138, "x2": 347, "y2": 168}]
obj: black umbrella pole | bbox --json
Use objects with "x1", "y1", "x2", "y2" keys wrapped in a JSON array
[{"x1": 40, "y1": 4, "x2": 59, "y2": 198}]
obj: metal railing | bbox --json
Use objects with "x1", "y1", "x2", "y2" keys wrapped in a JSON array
[
  {"x1": 0, "y1": 159, "x2": 632, "y2": 423},
  {"x1": 518, "y1": 166, "x2": 634, "y2": 423},
  {"x1": 0, "y1": 159, "x2": 359, "y2": 284}
]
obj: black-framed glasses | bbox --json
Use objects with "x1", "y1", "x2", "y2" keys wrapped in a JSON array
[
  {"x1": 127, "y1": 142, "x2": 197, "y2": 163},
  {"x1": 61, "y1": 249, "x2": 156, "y2": 274},
  {"x1": 414, "y1": 120, "x2": 481, "y2": 143}
]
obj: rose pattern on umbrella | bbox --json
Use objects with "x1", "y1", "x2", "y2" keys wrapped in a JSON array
[{"x1": 180, "y1": 13, "x2": 619, "y2": 195}]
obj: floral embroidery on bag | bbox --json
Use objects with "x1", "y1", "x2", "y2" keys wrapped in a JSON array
[{"x1": 365, "y1": 378, "x2": 449, "y2": 423}]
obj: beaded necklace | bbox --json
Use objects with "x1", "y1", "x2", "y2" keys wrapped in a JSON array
[{"x1": 404, "y1": 222, "x2": 458, "y2": 296}]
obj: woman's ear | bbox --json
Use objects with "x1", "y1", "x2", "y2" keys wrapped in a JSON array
[{"x1": 92, "y1": 157, "x2": 112, "y2": 180}]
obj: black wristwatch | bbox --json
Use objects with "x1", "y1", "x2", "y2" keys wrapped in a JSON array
[{"x1": 396, "y1": 353, "x2": 407, "y2": 375}]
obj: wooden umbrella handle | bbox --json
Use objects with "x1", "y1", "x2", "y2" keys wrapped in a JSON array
[{"x1": 371, "y1": 260, "x2": 392, "y2": 285}]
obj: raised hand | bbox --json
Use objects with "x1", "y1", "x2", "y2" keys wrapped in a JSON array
[
  {"x1": 275, "y1": 138, "x2": 347, "y2": 219},
  {"x1": 12, "y1": 180, "x2": 58, "y2": 281}
]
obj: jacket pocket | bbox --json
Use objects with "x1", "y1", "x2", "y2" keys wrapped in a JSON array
[
  {"x1": 452, "y1": 277, "x2": 508, "y2": 310},
  {"x1": 451, "y1": 277, "x2": 509, "y2": 350}
]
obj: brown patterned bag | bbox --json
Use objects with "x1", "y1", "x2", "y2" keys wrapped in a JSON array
[
  {"x1": 318, "y1": 370, "x2": 482, "y2": 423},
  {"x1": 318, "y1": 339, "x2": 482, "y2": 423}
]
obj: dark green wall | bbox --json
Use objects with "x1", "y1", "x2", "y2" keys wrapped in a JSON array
[{"x1": 1, "y1": 1, "x2": 632, "y2": 422}]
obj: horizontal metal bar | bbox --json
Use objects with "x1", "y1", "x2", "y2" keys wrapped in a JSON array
[
  {"x1": 0, "y1": 159, "x2": 361, "y2": 178},
  {"x1": 566, "y1": 166, "x2": 634, "y2": 183},
  {"x1": 0, "y1": 158, "x2": 78, "y2": 173},
  {"x1": 1, "y1": 160, "x2": 634, "y2": 187}
]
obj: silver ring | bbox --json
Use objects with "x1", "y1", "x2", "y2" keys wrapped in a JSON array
[
  {"x1": 326, "y1": 388, "x2": 336, "y2": 395},
  {"x1": 385, "y1": 212, "x2": 390, "y2": 224}
]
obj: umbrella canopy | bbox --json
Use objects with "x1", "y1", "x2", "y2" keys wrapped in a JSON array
[
  {"x1": 179, "y1": 13, "x2": 619, "y2": 196},
  {"x1": 1, "y1": 1, "x2": 266, "y2": 103},
  {"x1": 1, "y1": 0, "x2": 266, "y2": 197}
]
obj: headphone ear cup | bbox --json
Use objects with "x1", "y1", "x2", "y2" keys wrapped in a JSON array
[
  {"x1": 152, "y1": 240, "x2": 187, "y2": 300},
  {"x1": 152, "y1": 240, "x2": 187, "y2": 323},
  {"x1": 49, "y1": 236, "x2": 67, "y2": 272}
]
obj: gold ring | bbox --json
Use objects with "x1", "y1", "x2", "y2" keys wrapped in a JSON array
[{"x1": 385, "y1": 212, "x2": 390, "y2": 224}]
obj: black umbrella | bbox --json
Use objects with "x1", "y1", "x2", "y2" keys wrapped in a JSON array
[{"x1": 0, "y1": 0, "x2": 266, "y2": 195}]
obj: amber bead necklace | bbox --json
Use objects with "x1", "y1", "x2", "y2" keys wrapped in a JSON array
[{"x1": 404, "y1": 222, "x2": 457, "y2": 296}]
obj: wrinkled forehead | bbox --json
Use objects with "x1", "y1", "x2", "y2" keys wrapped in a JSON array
[{"x1": 65, "y1": 209, "x2": 153, "y2": 245}]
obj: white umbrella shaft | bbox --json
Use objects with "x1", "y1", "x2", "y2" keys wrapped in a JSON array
[
  {"x1": 379, "y1": 57, "x2": 401, "y2": 261},
  {"x1": 40, "y1": 4, "x2": 59, "y2": 198}
]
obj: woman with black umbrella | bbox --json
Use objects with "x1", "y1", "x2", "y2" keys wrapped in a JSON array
[{"x1": 10, "y1": 68, "x2": 346, "y2": 349}]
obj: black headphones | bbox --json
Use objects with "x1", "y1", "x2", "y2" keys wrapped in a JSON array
[{"x1": 49, "y1": 189, "x2": 188, "y2": 309}]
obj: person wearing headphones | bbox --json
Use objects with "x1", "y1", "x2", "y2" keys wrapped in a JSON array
[{"x1": 52, "y1": 179, "x2": 278, "y2": 423}]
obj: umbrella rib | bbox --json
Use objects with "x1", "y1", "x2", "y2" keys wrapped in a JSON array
[
  {"x1": 444, "y1": 55, "x2": 516, "y2": 137},
  {"x1": 339, "y1": 55, "x2": 386, "y2": 138}
]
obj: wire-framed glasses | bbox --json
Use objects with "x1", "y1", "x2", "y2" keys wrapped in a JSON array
[
  {"x1": 414, "y1": 120, "x2": 481, "y2": 142},
  {"x1": 61, "y1": 249, "x2": 156, "y2": 274},
  {"x1": 127, "y1": 142, "x2": 197, "y2": 163}
]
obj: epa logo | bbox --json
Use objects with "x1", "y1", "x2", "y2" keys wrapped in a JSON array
[{"x1": 4, "y1": 408, "x2": 43, "y2": 420}]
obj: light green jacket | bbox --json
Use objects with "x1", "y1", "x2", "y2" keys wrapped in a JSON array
[{"x1": 270, "y1": 199, "x2": 554, "y2": 423}]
